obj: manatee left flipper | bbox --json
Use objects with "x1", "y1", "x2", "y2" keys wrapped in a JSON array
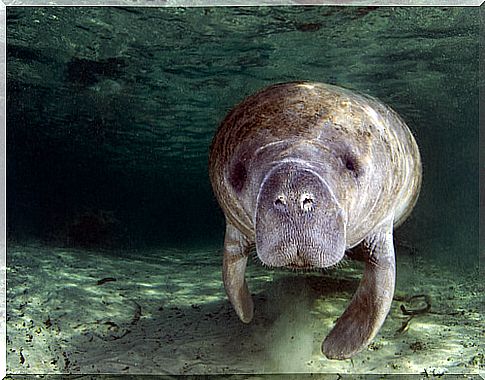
[
  {"x1": 222, "y1": 223, "x2": 254, "y2": 323},
  {"x1": 322, "y1": 217, "x2": 396, "y2": 359}
]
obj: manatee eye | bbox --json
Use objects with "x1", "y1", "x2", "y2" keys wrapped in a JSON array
[
  {"x1": 345, "y1": 158, "x2": 356, "y2": 171},
  {"x1": 342, "y1": 153, "x2": 359, "y2": 174},
  {"x1": 230, "y1": 162, "x2": 247, "y2": 192}
]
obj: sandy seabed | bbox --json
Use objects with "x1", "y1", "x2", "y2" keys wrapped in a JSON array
[{"x1": 5, "y1": 242, "x2": 483, "y2": 377}]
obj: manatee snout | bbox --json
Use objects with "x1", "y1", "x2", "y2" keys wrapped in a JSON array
[{"x1": 255, "y1": 162, "x2": 346, "y2": 268}]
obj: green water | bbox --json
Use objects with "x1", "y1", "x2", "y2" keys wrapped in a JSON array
[
  {"x1": 5, "y1": 6, "x2": 482, "y2": 376},
  {"x1": 7, "y1": 6, "x2": 479, "y2": 256}
]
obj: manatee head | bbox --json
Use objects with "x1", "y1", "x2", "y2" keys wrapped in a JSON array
[{"x1": 255, "y1": 162, "x2": 346, "y2": 269}]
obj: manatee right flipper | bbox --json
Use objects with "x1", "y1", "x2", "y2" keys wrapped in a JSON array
[
  {"x1": 222, "y1": 223, "x2": 254, "y2": 323},
  {"x1": 322, "y1": 218, "x2": 396, "y2": 359}
]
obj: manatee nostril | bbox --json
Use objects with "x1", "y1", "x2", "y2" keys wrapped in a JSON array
[
  {"x1": 302, "y1": 198, "x2": 314, "y2": 212},
  {"x1": 274, "y1": 195, "x2": 287, "y2": 207},
  {"x1": 300, "y1": 193, "x2": 315, "y2": 212},
  {"x1": 303, "y1": 197, "x2": 313, "y2": 206}
]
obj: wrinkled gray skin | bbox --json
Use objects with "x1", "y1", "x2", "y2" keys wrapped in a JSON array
[{"x1": 209, "y1": 82, "x2": 422, "y2": 360}]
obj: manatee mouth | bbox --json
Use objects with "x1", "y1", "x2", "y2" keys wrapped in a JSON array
[
  {"x1": 258, "y1": 239, "x2": 345, "y2": 269},
  {"x1": 286, "y1": 265, "x2": 312, "y2": 270},
  {"x1": 285, "y1": 250, "x2": 312, "y2": 269},
  {"x1": 286, "y1": 261, "x2": 313, "y2": 270}
]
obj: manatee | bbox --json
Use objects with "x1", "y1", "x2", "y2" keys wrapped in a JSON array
[{"x1": 208, "y1": 81, "x2": 422, "y2": 359}]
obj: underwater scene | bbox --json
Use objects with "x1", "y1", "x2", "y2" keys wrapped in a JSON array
[{"x1": 6, "y1": 5, "x2": 482, "y2": 377}]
